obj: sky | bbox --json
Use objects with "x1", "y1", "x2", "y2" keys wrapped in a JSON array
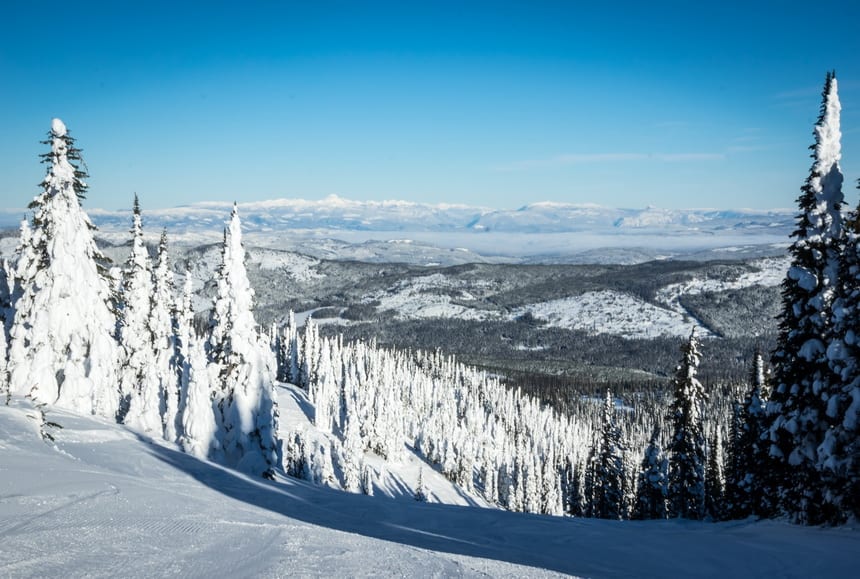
[{"x1": 2, "y1": 1, "x2": 860, "y2": 212}]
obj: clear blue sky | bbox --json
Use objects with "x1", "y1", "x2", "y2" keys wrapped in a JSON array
[{"x1": 2, "y1": 1, "x2": 860, "y2": 211}]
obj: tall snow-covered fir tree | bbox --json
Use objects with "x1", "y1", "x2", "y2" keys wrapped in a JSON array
[
  {"x1": 7, "y1": 119, "x2": 119, "y2": 417},
  {"x1": 152, "y1": 230, "x2": 179, "y2": 441},
  {"x1": 592, "y1": 390, "x2": 625, "y2": 519},
  {"x1": 768, "y1": 71, "x2": 845, "y2": 525},
  {"x1": 208, "y1": 204, "x2": 279, "y2": 477},
  {"x1": 667, "y1": 330, "x2": 707, "y2": 520},
  {"x1": 117, "y1": 196, "x2": 162, "y2": 433},
  {"x1": 174, "y1": 269, "x2": 195, "y2": 438}
]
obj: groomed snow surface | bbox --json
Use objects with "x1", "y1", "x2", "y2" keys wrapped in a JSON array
[{"x1": 2, "y1": 388, "x2": 858, "y2": 578}]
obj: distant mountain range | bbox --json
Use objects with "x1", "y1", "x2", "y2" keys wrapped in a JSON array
[
  {"x1": 0, "y1": 195, "x2": 797, "y2": 264},
  {"x1": 0, "y1": 194, "x2": 797, "y2": 235}
]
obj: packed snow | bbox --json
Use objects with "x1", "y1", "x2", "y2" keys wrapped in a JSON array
[{"x1": 2, "y1": 395, "x2": 858, "y2": 578}]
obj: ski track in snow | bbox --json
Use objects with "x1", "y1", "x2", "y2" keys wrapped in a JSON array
[{"x1": 1, "y1": 394, "x2": 858, "y2": 578}]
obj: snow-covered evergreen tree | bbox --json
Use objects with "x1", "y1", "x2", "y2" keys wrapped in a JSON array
[
  {"x1": 7, "y1": 119, "x2": 119, "y2": 417},
  {"x1": 340, "y1": 394, "x2": 363, "y2": 492},
  {"x1": 705, "y1": 429, "x2": 725, "y2": 521},
  {"x1": 276, "y1": 310, "x2": 300, "y2": 384},
  {"x1": 180, "y1": 335, "x2": 218, "y2": 459},
  {"x1": 360, "y1": 462, "x2": 374, "y2": 496},
  {"x1": 769, "y1": 71, "x2": 845, "y2": 525},
  {"x1": 593, "y1": 391, "x2": 625, "y2": 519},
  {"x1": 118, "y1": 196, "x2": 162, "y2": 433},
  {"x1": 821, "y1": 182, "x2": 860, "y2": 522},
  {"x1": 307, "y1": 441, "x2": 337, "y2": 487},
  {"x1": 0, "y1": 260, "x2": 8, "y2": 402},
  {"x1": 415, "y1": 468, "x2": 428, "y2": 502},
  {"x1": 667, "y1": 330, "x2": 707, "y2": 520},
  {"x1": 0, "y1": 320, "x2": 8, "y2": 405},
  {"x1": 174, "y1": 270, "x2": 194, "y2": 437},
  {"x1": 727, "y1": 351, "x2": 772, "y2": 519},
  {"x1": 207, "y1": 204, "x2": 279, "y2": 477},
  {"x1": 634, "y1": 427, "x2": 668, "y2": 520},
  {"x1": 0, "y1": 259, "x2": 10, "y2": 331},
  {"x1": 151, "y1": 230, "x2": 179, "y2": 441}
]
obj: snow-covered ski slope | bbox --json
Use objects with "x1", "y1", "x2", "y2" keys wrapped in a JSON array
[{"x1": 2, "y1": 388, "x2": 858, "y2": 578}]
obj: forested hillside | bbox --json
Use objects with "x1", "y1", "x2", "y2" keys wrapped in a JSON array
[{"x1": 1, "y1": 71, "x2": 858, "y2": 529}]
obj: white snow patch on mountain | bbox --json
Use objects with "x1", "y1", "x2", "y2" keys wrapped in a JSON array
[
  {"x1": 655, "y1": 256, "x2": 789, "y2": 315},
  {"x1": 513, "y1": 291, "x2": 708, "y2": 339},
  {"x1": 367, "y1": 273, "x2": 494, "y2": 321},
  {"x1": 248, "y1": 249, "x2": 323, "y2": 281}
]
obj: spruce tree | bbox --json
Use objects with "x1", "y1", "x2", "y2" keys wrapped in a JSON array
[
  {"x1": 0, "y1": 319, "x2": 8, "y2": 405},
  {"x1": 821, "y1": 179, "x2": 860, "y2": 522},
  {"x1": 593, "y1": 391, "x2": 625, "y2": 519},
  {"x1": 705, "y1": 429, "x2": 726, "y2": 521},
  {"x1": 0, "y1": 260, "x2": 8, "y2": 402},
  {"x1": 174, "y1": 270, "x2": 194, "y2": 435},
  {"x1": 415, "y1": 468, "x2": 428, "y2": 502},
  {"x1": 7, "y1": 119, "x2": 119, "y2": 417},
  {"x1": 769, "y1": 71, "x2": 845, "y2": 524},
  {"x1": 0, "y1": 259, "x2": 10, "y2": 332},
  {"x1": 118, "y1": 195, "x2": 162, "y2": 433},
  {"x1": 667, "y1": 330, "x2": 707, "y2": 520},
  {"x1": 152, "y1": 230, "x2": 179, "y2": 441},
  {"x1": 208, "y1": 204, "x2": 279, "y2": 477},
  {"x1": 634, "y1": 426, "x2": 668, "y2": 519},
  {"x1": 732, "y1": 351, "x2": 773, "y2": 518}
]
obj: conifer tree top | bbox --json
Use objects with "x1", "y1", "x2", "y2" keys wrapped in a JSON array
[
  {"x1": 794, "y1": 71, "x2": 843, "y2": 245},
  {"x1": 44, "y1": 119, "x2": 75, "y2": 185},
  {"x1": 813, "y1": 72, "x2": 842, "y2": 207},
  {"x1": 39, "y1": 117, "x2": 89, "y2": 201},
  {"x1": 51, "y1": 118, "x2": 67, "y2": 138}
]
